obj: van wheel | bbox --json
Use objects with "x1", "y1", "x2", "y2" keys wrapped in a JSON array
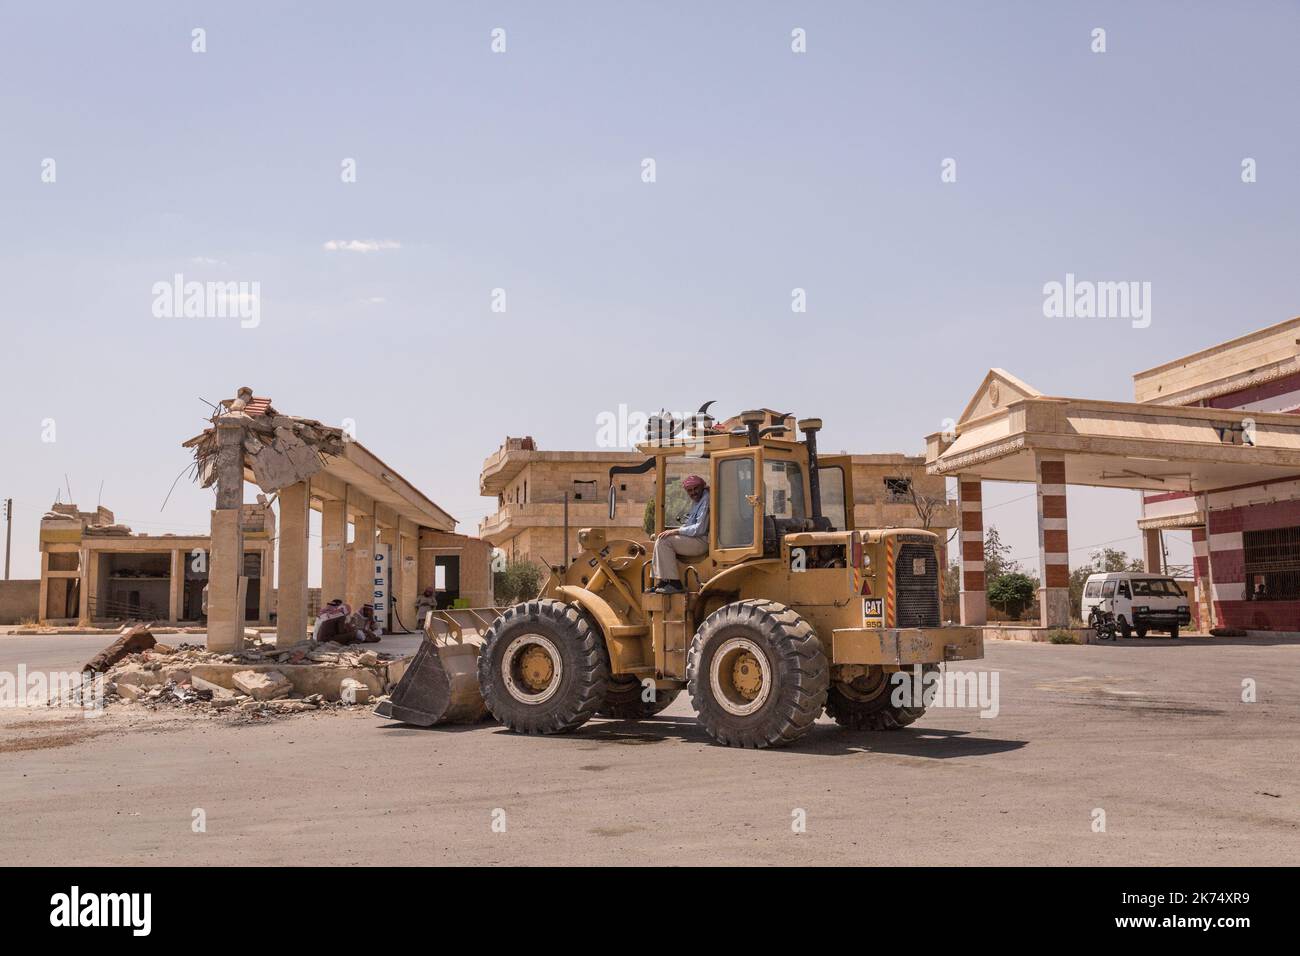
[
  {"x1": 1117, "y1": 617, "x2": 1132, "y2": 640},
  {"x1": 1169, "y1": 624, "x2": 1180, "y2": 639},
  {"x1": 1135, "y1": 625, "x2": 1148, "y2": 638}
]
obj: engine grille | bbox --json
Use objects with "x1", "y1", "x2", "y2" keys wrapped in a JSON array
[{"x1": 895, "y1": 540, "x2": 940, "y2": 628}]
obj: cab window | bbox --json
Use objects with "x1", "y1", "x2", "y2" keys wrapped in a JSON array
[
  {"x1": 716, "y1": 457, "x2": 756, "y2": 548},
  {"x1": 659, "y1": 456, "x2": 707, "y2": 529},
  {"x1": 764, "y1": 460, "x2": 806, "y2": 519},
  {"x1": 1101, "y1": 581, "x2": 1116, "y2": 598},
  {"x1": 1118, "y1": 581, "x2": 1132, "y2": 599},
  {"x1": 1084, "y1": 580, "x2": 1101, "y2": 598},
  {"x1": 819, "y1": 466, "x2": 847, "y2": 531}
]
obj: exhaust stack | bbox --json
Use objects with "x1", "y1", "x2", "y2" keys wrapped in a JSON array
[{"x1": 799, "y1": 418, "x2": 824, "y2": 521}]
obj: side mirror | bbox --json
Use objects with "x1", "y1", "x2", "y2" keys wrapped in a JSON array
[{"x1": 608, "y1": 482, "x2": 617, "y2": 520}]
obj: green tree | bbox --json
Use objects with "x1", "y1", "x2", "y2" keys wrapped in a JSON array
[
  {"x1": 983, "y1": 525, "x2": 1018, "y2": 579},
  {"x1": 493, "y1": 558, "x2": 543, "y2": 606},
  {"x1": 988, "y1": 571, "x2": 1036, "y2": 619}
]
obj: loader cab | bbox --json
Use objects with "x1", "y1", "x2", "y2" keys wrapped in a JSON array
[{"x1": 645, "y1": 439, "x2": 855, "y2": 573}]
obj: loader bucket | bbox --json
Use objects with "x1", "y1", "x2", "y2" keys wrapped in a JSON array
[{"x1": 373, "y1": 608, "x2": 503, "y2": 726}]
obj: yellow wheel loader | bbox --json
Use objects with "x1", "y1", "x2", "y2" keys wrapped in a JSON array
[{"x1": 381, "y1": 407, "x2": 983, "y2": 749}]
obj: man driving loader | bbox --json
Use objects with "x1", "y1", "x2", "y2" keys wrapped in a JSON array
[{"x1": 650, "y1": 473, "x2": 709, "y2": 594}]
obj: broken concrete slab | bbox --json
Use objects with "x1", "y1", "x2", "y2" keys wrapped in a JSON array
[
  {"x1": 339, "y1": 678, "x2": 370, "y2": 705},
  {"x1": 83, "y1": 625, "x2": 156, "y2": 673},
  {"x1": 111, "y1": 664, "x2": 161, "y2": 689},
  {"x1": 232, "y1": 669, "x2": 292, "y2": 700},
  {"x1": 190, "y1": 662, "x2": 387, "y2": 702}
]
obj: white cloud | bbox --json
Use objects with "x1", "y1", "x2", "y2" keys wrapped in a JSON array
[{"x1": 322, "y1": 239, "x2": 401, "y2": 253}]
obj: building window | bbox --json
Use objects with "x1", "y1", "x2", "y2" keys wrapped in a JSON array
[
  {"x1": 883, "y1": 477, "x2": 912, "y2": 503},
  {"x1": 573, "y1": 480, "x2": 597, "y2": 501},
  {"x1": 1244, "y1": 527, "x2": 1300, "y2": 601}
]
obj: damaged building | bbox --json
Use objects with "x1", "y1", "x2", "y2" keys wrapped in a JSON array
[
  {"x1": 186, "y1": 388, "x2": 490, "y2": 650},
  {"x1": 37, "y1": 502, "x2": 276, "y2": 626}
]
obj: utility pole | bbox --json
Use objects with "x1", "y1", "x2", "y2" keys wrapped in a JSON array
[{"x1": 3, "y1": 498, "x2": 12, "y2": 580}]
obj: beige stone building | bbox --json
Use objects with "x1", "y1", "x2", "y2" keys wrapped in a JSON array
[
  {"x1": 37, "y1": 502, "x2": 277, "y2": 625},
  {"x1": 479, "y1": 433, "x2": 955, "y2": 572},
  {"x1": 479, "y1": 437, "x2": 656, "y2": 568}
]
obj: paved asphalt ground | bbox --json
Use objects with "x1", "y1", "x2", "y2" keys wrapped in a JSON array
[{"x1": 1, "y1": 631, "x2": 1296, "y2": 865}]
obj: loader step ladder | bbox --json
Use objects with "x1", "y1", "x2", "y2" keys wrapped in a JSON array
[{"x1": 642, "y1": 590, "x2": 691, "y2": 679}]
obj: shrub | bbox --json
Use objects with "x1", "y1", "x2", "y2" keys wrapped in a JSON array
[
  {"x1": 1048, "y1": 629, "x2": 1079, "y2": 645},
  {"x1": 988, "y1": 572, "x2": 1036, "y2": 619},
  {"x1": 493, "y1": 558, "x2": 544, "y2": 606}
]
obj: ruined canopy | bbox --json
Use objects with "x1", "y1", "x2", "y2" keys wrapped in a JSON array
[{"x1": 183, "y1": 391, "x2": 347, "y2": 494}]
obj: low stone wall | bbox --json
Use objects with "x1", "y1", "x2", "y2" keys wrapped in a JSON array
[{"x1": 0, "y1": 579, "x2": 40, "y2": 624}]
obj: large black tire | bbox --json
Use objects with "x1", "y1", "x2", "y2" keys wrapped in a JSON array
[
  {"x1": 1117, "y1": 616, "x2": 1133, "y2": 640},
  {"x1": 825, "y1": 664, "x2": 935, "y2": 730},
  {"x1": 598, "y1": 675, "x2": 681, "y2": 719},
  {"x1": 686, "y1": 600, "x2": 828, "y2": 749},
  {"x1": 1169, "y1": 623, "x2": 1180, "y2": 639},
  {"x1": 478, "y1": 599, "x2": 610, "y2": 735}
]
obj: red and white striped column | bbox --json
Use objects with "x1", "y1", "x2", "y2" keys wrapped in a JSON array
[
  {"x1": 958, "y1": 476, "x2": 987, "y2": 626},
  {"x1": 1035, "y1": 455, "x2": 1070, "y2": 627}
]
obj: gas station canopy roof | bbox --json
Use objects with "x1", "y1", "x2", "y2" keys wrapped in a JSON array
[{"x1": 926, "y1": 369, "x2": 1300, "y2": 493}]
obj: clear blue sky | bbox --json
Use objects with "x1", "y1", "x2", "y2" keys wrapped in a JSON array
[{"x1": 2, "y1": 1, "x2": 1297, "y2": 581}]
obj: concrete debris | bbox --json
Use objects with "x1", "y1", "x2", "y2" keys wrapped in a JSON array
[
  {"x1": 232, "y1": 669, "x2": 292, "y2": 701},
  {"x1": 82, "y1": 624, "x2": 157, "y2": 673},
  {"x1": 338, "y1": 678, "x2": 371, "y2": 705},
  {"x1": 183, "y1": 393, "x2": 347, "y2": 494},
  {"x1": 92, "y1": 635, "x2": 403, "y2": 720}
]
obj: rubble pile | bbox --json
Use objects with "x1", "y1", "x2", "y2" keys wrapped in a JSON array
[
  {"x1": 183, "y1": 388, "x2": 347, "y2": 493},
  {"x1": 90, "y1": 626, "x2": 400, "y2": 720}
]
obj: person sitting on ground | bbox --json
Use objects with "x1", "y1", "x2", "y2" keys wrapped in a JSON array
[
  {"x1": 313, "y1": 598, "x2": 352, "y2": 642},
  {"x1": 650, "y1": 474, "x2": 709, "y2": 594},
  {"x1": 346, "y1": 604, "x2": 381, "y2": 644}
]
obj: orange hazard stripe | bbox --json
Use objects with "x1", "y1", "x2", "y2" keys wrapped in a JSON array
[{"x1": 885, "y1": 536, "x2": 895, "y2": 627}]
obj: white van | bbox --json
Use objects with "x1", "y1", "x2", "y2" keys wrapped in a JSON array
[{"x1": 1080, "y1": 572, "x2": 1191, "y2": 639}]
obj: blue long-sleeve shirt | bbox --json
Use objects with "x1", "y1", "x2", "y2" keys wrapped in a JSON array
[{"x1": 677, "y1": 490, "x2": 710, "y2": 538}]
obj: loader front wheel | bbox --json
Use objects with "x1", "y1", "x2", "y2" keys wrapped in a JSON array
[
  {"x1": 598, "y1": 675, "x2": 680, "y2": 719},
  {"x1": 687, "y1": 600, "x2": 828, "y2": 749},
  {"x1": 824, "y1": 664, "x2": 933, "y2": 731},
  {"x1": 478, "y1": 599, "x2": 610, "y2": 735}
]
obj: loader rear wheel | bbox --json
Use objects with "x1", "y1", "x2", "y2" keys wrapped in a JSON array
[
  {"x1": 824, "y1": 664, "x2": 934, "y2": 731},
  {"x1": 598, "y1": 675, "x2": 680, "y2": 719},
  {"x1": 478, "y1": 599, "x2": 610, "y2": 735},
  {"x1": 687, "y1": 600, "x2": 828, "y2": 749}
]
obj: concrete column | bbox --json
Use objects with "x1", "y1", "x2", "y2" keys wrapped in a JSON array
[
  {"x1": 77, "y1": 548, "x2": 92, "y2": 626},
  {"x1": 320, "y1": 497, "x2": 348, "y2": 605},
  {"x1": 1035, "y1": 455, "x2": 1070, "y2": 628},
  {"x1": 168, "y1": 549, "x2": 184, "y2": 623},
  {"x1": 957, "y1": 476, "x2": 986, "y2": 626},
  {"x1": 1142, "y1": 527, "x2": 1164, "y2": 575},
  {"x1": 207, "y1": 421, "x2": 246, "y2": 651},
  {"x1": 38, "y1": 551, "x2": 50, "y2": 622},
  {"x1": 392, "y1": 528, "x2": 418, "y2": 632},
  {"x1": 258, "y1": 547, "x2": 275, "y2": 625},
  {"x1": 276, "y1": 480, "x2": 311, "y2": 647},
  {"x1": 348, "y1": 510, "x2": 376, "y2": 611}
]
